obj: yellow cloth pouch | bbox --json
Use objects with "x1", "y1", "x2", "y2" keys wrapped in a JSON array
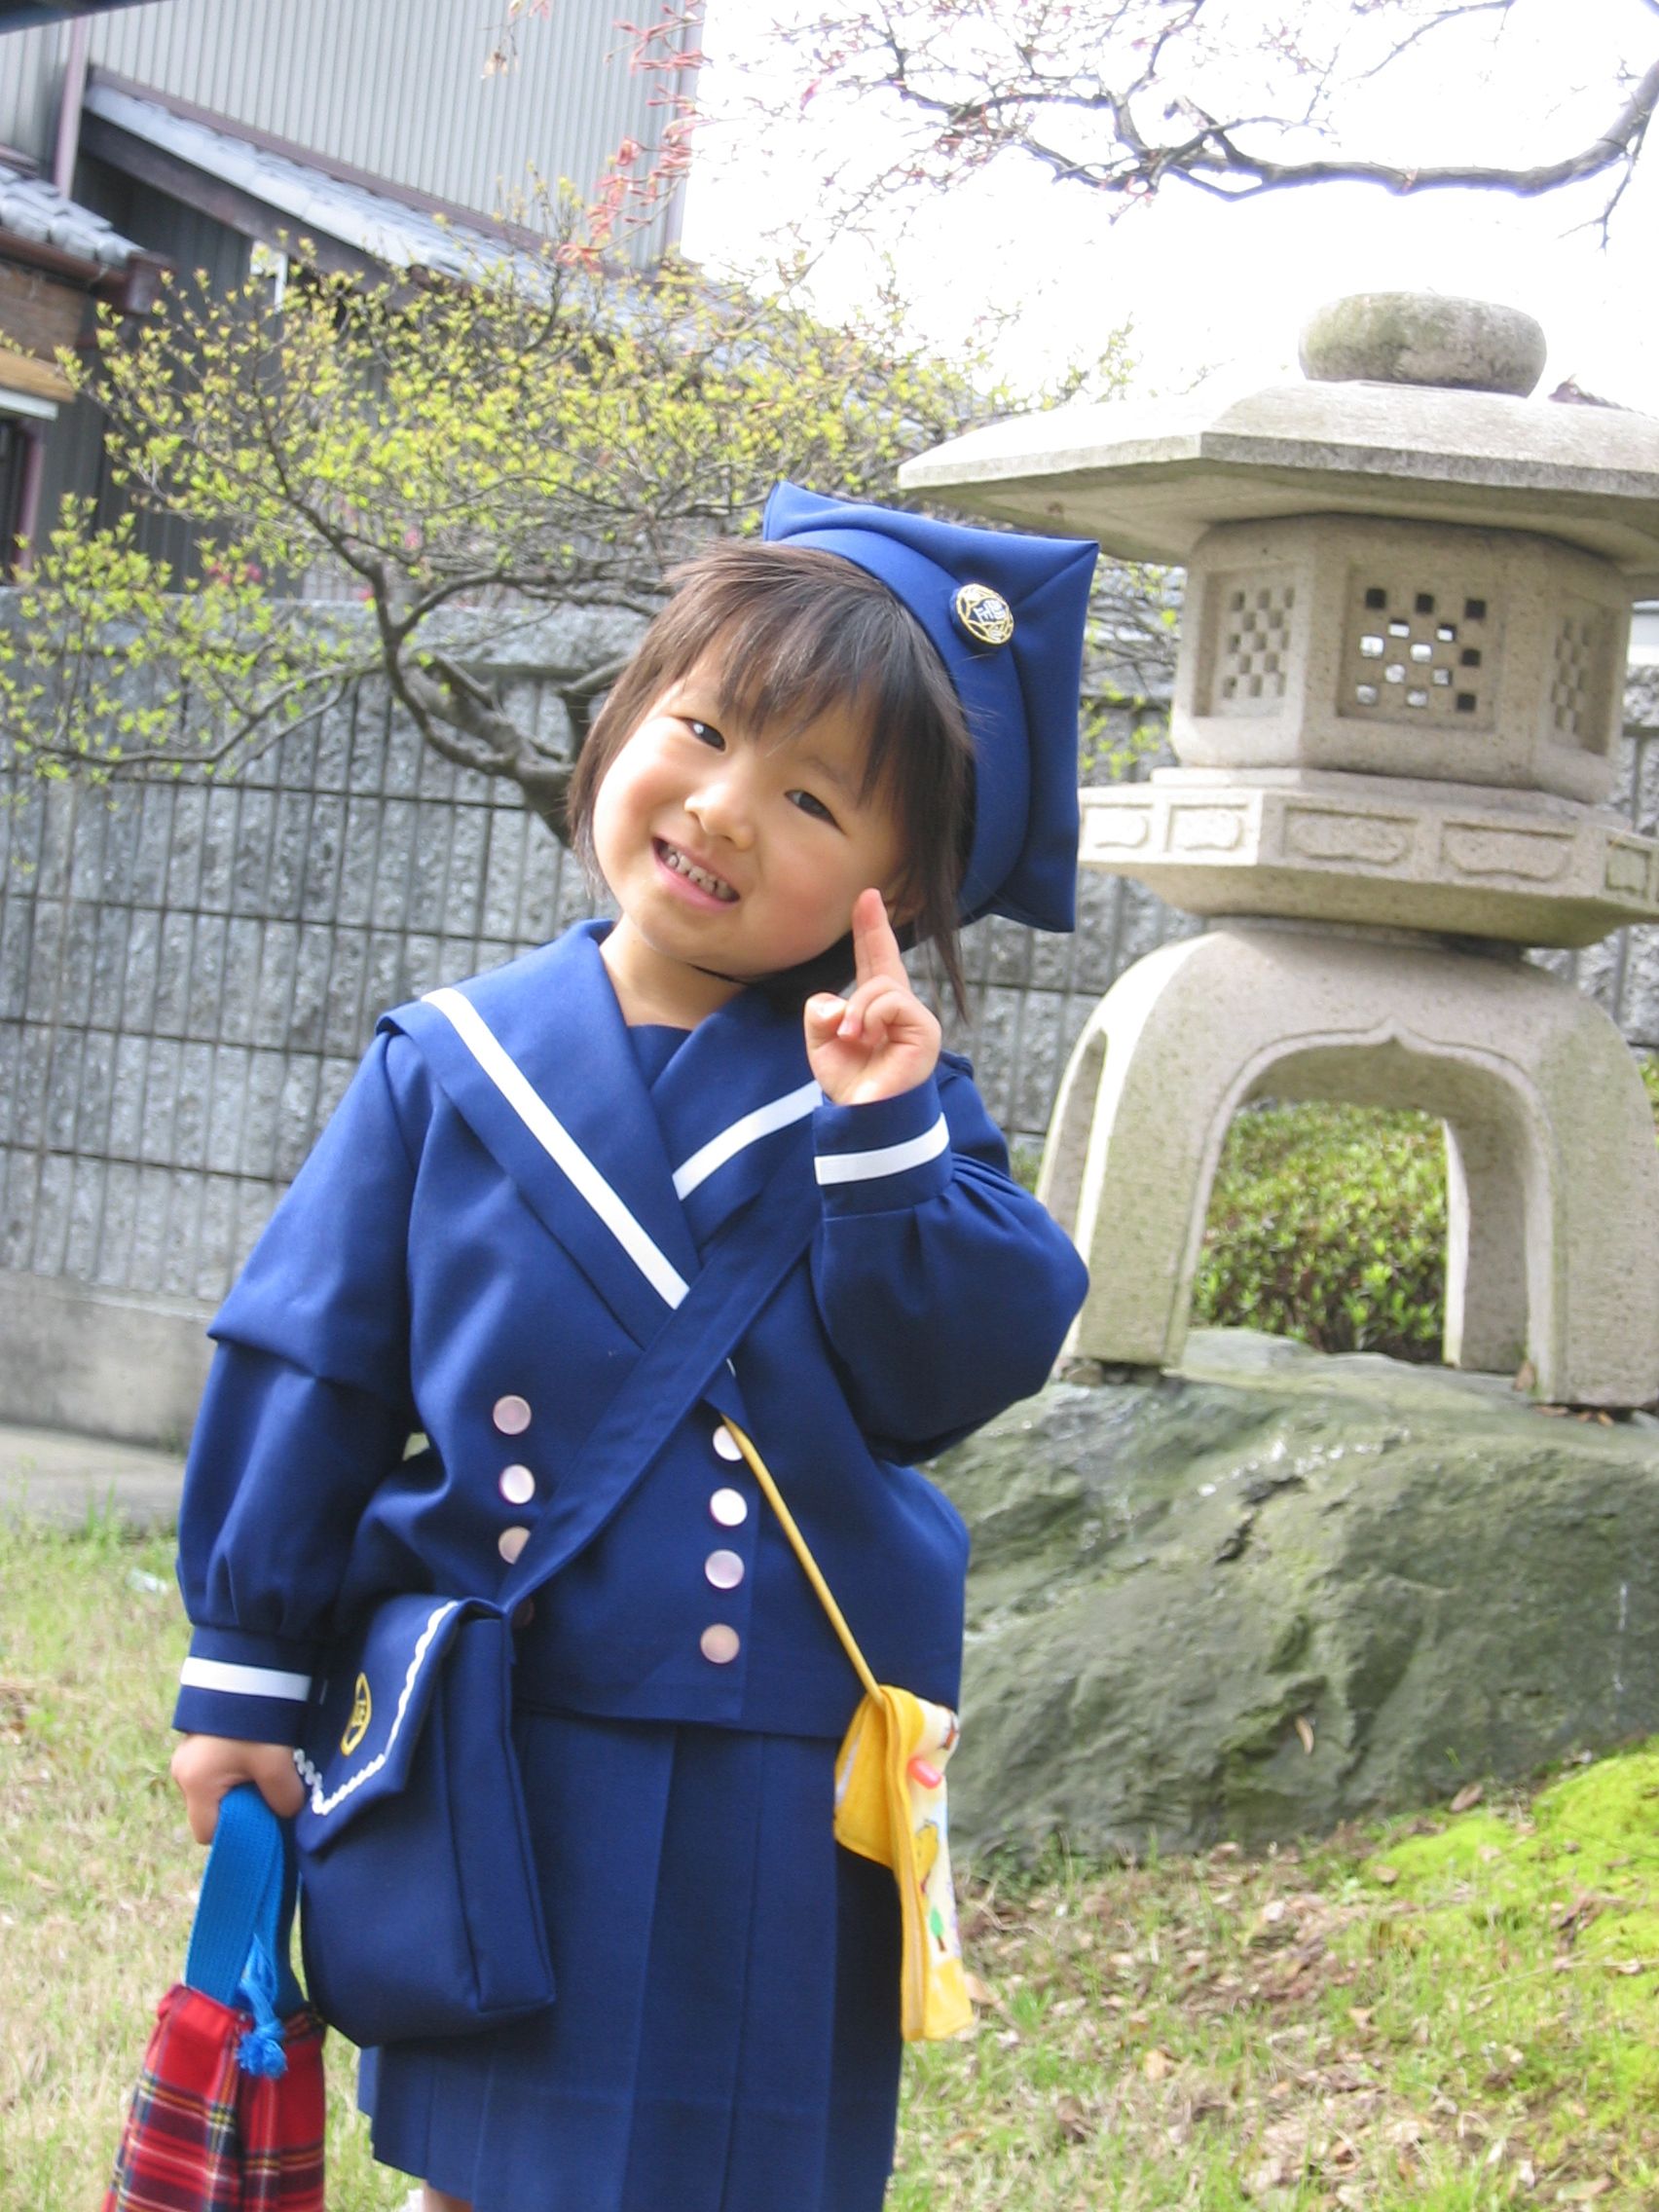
[
  {"x1": 721, "y1": 1422, "x2": 975, "y2": 2043},
  {"x1": 833, "y1": 1685, "x2": 973, "y2": 2040}
]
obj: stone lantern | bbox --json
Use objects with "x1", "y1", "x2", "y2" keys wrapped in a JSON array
[{"x1": 901, "y1": 294, "x2": 1659, "y2": 1408}]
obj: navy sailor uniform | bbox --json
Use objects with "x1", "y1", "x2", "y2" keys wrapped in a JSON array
[{"x1": 171, "y1": 919, "x2": 1088, "y2": 2210}]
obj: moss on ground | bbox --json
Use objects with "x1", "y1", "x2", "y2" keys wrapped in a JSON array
[{"x1": 893, "y1": 1745, "x2": 1659, "y2": 2206}]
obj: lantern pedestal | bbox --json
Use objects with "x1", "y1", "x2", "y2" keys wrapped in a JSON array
[{"x1": 1037, "y1": 921, "x2": 1659, "y2": 1409}]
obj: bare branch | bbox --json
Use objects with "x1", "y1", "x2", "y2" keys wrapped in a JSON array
[
  {"x1": 557, "y1": 653, "x2": 635, "y2": 702},
  {"x1": 770, "y1": 0, "x2": 1659, "y2": 224},
  {"x1": 1570, "y1": 143, "x2": 1642, "y2": 248},
  {"x1": 1175, "y1": 52, "x2": 1659, "y2": 202},
  {"x1": 974, "y1": 49, "x2": 1659, "y2": 207},
  {"x1": 1348, "y1": 0, "x2": 1513, "y2": 83}
]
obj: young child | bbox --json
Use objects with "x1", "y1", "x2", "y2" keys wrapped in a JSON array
[{"x1": 168, "y1": 483, "x2": 1097, "y2": 2212}]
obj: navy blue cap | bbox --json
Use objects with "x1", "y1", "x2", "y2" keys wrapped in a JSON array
[{"x1": 761, "y1": 482, "x2": 1098, "y2": 932}]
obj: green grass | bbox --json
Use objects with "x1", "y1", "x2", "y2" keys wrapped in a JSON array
[
  {"x1": 8, "y1": 1512, "x2": 1659, "y2": 2208},
  {"x1": 0, "y1": 1512, "x2": 403, "y2": 2210}
]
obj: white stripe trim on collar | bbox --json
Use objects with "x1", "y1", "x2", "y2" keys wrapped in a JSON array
[
  {"x1": 673, "y1": 1080, "x2": 823, "y2": 1200},
  {"x1": 179, "y1": 1656, "x2": 313, "y2": 1702},
  {"x1": 814, "y1": 1113, "x2": 949, "y2": 1187},
  {"x1": 424, "y1": 986, "x2": 690, "y2": 1309}
]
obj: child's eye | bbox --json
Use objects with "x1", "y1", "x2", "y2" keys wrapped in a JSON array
[
  {"x1": 788, "y1": 790, "x2": 838, "y2": 826},
  {"x1": 685, "y1": 719, "x2": 725, "y2": 750}
]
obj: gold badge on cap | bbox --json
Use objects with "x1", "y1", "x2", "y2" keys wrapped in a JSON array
[{"x1": 953, "y1": 582, "x2": 1014, "y2": 646}]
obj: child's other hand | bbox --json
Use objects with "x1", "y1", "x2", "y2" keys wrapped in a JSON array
[
  {"x1": 805, "y1": 889, "x2": 941, "y2": 1106},
  {"x1": 171, "y1": 1732, "x2": 306, "y2": 1845}
]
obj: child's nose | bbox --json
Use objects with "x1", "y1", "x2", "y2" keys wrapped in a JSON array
[{"x1": 685, "y1": 764, "x2": 756, "y2": 846}]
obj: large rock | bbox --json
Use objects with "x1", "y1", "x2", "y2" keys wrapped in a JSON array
[{"x1": 936, "y1": 1329, "x2": 1659, "y2": 1858}]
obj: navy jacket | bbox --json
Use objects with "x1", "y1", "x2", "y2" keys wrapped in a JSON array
[{"x1": 172, "y1": 923, "x2": 1088, "y2": 1747}]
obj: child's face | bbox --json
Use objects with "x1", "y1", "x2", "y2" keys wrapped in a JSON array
[{"x1": 591, "y1": 647, "x2": 909, "y2": 1024}]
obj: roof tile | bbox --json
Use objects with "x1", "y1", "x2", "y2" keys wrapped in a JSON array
[
  {"x1": 0, "y1": 159, "x2": 142, "y2": 269},
  {"x1": 83, "y1": 80, "x2": 530, "y2": 284}
]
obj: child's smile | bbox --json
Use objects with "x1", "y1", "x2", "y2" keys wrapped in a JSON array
[
  {"x1": 593, "y1": 649, "x2": 909, "y2": 1027},
  {"x1": 654, "y1": 839, "x2": 739, "y2": 905}
]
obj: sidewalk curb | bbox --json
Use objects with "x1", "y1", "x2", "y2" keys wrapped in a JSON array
[{"x1": 0, "y1": 1425, "x2": 185, "y2": 1530}]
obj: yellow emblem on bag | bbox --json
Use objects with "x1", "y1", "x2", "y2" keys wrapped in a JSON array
[{"x1": 341, "y1": 1672, "x2": 372, "y2": 1755}]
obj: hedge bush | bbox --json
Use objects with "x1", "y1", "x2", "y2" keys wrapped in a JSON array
[
  {"x1": 1192, "y1": 1054, "x2": 1659, "y2": 1363},
  {"x1": 1192, "y1": 1102, "x2": 1448, "y2": 1361}
]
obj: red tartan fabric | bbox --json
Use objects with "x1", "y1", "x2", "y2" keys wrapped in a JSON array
[{"x1": 103, "y1": 1984, "x2": 325, "y2": 2212}]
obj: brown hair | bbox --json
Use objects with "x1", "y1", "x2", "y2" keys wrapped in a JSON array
[{"x1": 567, "y1": 539, "x2": 977, "y2": 1013}]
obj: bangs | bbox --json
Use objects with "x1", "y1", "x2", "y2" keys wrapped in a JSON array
[{"x1": 697, "y1": 576, "x2": 930, "y2": 807}]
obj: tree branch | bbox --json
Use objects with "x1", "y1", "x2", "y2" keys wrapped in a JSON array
[
  {"x1": 391, "y1": 651, "x2": 580, "y2": 837},
  {"x1": 14, "y1": 218, "x2": 1070, "y2": 839},
  {"x1": 11, "y1": 667, "x2": 370, "y2": 780},
  {"x1": 1347, "y1": 0, "x2": 1513, "y2": 83},
  {"x1": 1177, "y1": 52, "x2": 1659, "y2": 201},
  {"x1": 842, "y1": 3, "x2": 1659, "y2": 215}
]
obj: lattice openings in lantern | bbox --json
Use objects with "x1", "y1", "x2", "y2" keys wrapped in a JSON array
[{"x1": 1181, "y1": 516, "x2": 1628, "y2": 804}]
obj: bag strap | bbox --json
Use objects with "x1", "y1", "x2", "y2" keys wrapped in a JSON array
[
  {"x1": 184, "y1": 1784, "x2": 306, "y2": 2030},
  {"x1": 719, "y1": 1418, "x2": 881, "y2": 1704},
  {"x1": 494, "y1": 1175, "x2": 823, "y2": 1616}
]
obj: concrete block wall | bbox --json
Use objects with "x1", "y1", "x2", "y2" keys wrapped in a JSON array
[
  {"x1": 1, "y1": 679, "x2": 597, "y2": 1306},
  {"x1": 1531, "y1": 681, "x2": 1659, "y2": 1034}
]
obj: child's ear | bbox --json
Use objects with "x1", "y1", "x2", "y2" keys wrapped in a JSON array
[
  {"x1": 880, "y1": 877, "x2": 922, "y2": 934},
  {"x1": 884, "y1": 897, "x2": 924, "y2": 953}
]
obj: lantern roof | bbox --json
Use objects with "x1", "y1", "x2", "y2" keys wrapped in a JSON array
[{"x1": 899, "y1": 372, "x2": 1659, "y2": 593}]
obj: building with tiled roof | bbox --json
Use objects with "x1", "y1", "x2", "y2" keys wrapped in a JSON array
[
  {"x1": 0, "y1": 148, "x2": 164, "y2": 556},
  {"x1": 0, "y1": 0, "x2": 699, "y2": 574}
]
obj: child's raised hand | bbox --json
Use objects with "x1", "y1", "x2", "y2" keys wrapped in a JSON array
[{"x1": 805, "y1": 889, "x2": 941, "y2": 1106}]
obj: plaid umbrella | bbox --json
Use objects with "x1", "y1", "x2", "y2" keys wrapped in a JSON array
[{"x1": 104, "y1": 1785, "x2": 325, "y2": 2212}]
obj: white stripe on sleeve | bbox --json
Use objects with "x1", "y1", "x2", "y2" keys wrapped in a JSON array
[
  {"x1": 814, "y1": 1114, "x2": 950, "y2": 1187},
  {"x1": 179, "y1": 1656, "x2": 313, "y2": 1702}
]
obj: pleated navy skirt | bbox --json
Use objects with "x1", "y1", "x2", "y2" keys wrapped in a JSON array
[{"x1": 359, "y1": 1709, "x2": 903, "y2": 2212}]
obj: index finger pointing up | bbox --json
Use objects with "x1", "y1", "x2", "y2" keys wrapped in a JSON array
[{"x1": 851, "y1": 888, "x2": 908, "y2": 985}]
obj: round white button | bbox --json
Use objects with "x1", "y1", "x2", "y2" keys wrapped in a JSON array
[
  {"x1": 498, "y1": 1525, "x2": 531, "y2": 1564},
  {"x1": 498, "y1": 1463, "x2": 536, "y2": 1506},
  {"x1": 699, "y1": 1623, "x2": 740, "y2": 1665},
  {"x1": 705, "y1": 1549, "x2": 745, "y2": 1591},
  {"x1": 493, "y1": 1395, "x2": 532, "y2": 1436},
  {"x1": 712, "y1": 1425, "x2": 743, "y2": 1462},
  {"x1": 709, "y1": 1488, "x2": 748, "y2": 1529}
]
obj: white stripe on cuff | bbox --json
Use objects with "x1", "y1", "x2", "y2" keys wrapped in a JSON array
[
  {"x1": 814, "y1": 1113, "x2": 950, "y2": 1187},
  {"x1": 673, "y1": 1080, "x2": 823, "y2": 1199},
  {"x1": 179, "y1": 1656, "x2": 313, "y2": 1702}
]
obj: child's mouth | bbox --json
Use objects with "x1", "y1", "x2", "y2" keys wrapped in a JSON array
[{"x1": 656, "y1": 841, "x2": 738, "y2": 903}]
